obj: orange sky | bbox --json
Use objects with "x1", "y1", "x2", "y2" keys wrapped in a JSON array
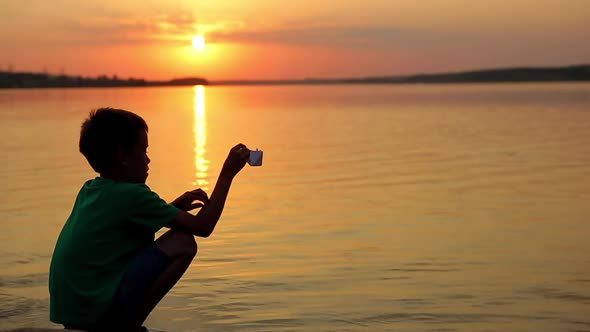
[{"x1": 1, "y1": 0, "x2": 589, "y2": 80}]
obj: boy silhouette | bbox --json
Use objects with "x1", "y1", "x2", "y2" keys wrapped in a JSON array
[{"x1": 49, "y1": 108, "x2": 250, "y2": 331}]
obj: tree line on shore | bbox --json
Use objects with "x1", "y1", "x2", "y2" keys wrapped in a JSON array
[
  {"x1": 1, "y1": 64, "x2": 589, "y2": 88},
  {"x1": 0, "y1": 71, "x2": 208, "y2": 88}
]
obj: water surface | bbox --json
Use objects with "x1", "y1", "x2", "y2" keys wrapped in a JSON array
[{"x1": 0, "y1": 83, "x2": 589, "y2": 331}]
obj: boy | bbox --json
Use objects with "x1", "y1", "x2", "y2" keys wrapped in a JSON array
[{"x1": 49, "y1": 108, "x2": 250, "y2": 331}]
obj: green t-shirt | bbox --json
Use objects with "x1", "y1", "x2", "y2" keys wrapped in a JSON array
[{"x1": 49, "y1": 177, "x2": 180, "y2": 325}]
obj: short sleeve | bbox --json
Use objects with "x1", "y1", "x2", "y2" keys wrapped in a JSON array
[{"x1": 127, "y1": 184, "x2": 180, "y2": 233}]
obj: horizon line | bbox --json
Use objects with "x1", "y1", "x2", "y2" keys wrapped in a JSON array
[{"x1": 1, "y1": 63, "x2": 589, "y2": 83}]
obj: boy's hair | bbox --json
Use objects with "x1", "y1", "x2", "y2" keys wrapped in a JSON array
[{"x1": 79, "y1": 108, "x2": 148, "y2": 173}]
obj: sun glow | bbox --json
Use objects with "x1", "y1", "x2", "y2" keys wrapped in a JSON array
[{"x1": 192, "y1": 35, "x2": 206, "y2": 50}]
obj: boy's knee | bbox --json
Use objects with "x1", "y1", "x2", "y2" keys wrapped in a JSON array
[
  {"x1": 183, "y1": 233, "x2": 198, "y2": 258},
  {"x1": 173, "y1": 231, "x2": 197, "y2": 258},
  {"x1": 157, "y1": 230, "x2": 197, "y2": 259}
]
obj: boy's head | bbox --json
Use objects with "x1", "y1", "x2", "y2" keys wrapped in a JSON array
[{"x1": 79, "y1": 108, "x2": 150, "y2": 183}]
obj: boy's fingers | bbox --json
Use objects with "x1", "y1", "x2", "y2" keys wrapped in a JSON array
[
  {"x1": 189, "y1": 203, "x2": 204, "y2": 210},
  {"x1": 233, "y1": 143, "x2": 248, "y2": 153},
  {"x1": 188, "y1": 189, "x2": 209, "y2": 201},
  {"x1": 236, "y1": 148, "x2": 249, "y2": 160},
  {"x1": 190, "y1": 196, "x2": 208, "y2": 204},
  {"x1": 190, "y1": 189, "x2": 207, "y2": 196},
  {"x1": 191, "y1": 194, "x2": 209, "y2": 202}
]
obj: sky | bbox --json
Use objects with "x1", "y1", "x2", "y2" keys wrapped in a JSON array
[{"x1": 1, "y1": 0, "x2": 589, "y2": 80}]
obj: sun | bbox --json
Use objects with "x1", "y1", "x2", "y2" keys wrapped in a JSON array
[{"x1": 192, "y1": 35, "x2": 206, "y2": 50}]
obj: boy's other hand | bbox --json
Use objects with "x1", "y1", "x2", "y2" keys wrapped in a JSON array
[
  {"x1": 171, "y1": 189, "x2": 209, "y2": 212},
  {"x1": 221, "y1": 143, "x2": 250, "y2": 180}
]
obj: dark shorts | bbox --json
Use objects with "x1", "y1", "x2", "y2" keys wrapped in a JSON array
[{"x1": 65, "y1": 244, "x2": 171, "y2": 331}]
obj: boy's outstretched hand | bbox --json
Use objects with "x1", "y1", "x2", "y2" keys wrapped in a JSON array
[
  {"x1": 167, "y1": 144, "x2": 250, "y2": 237},
  {"x1": 221, "y1": 143, "x2": 250, "y2": 180},
  {"x1": 171, "y1": 189, "x2": 209, "y2": 212}
]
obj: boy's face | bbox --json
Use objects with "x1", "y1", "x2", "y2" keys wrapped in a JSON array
[{"x1": 122, "y1": 130, "x2": 150, "y2": 183}]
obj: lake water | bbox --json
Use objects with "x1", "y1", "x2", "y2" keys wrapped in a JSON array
[{"x1": 0, "y1": 84, "x2": 589, "y2": 331}]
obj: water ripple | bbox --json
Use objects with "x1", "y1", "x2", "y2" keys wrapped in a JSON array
[
  {"x1": 0, "y1": 273, "x2": 47, "y2": 288},
  {"x1": 520, "y1": 286, "x2": 590, "y2": 304},
  {"x1": 0, "y1": 294, "x2": 46, "y2": 319}
]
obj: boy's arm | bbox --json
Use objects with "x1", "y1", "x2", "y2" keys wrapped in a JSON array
[
  {"x1": 169, "y1": 174, "x2": 232, "y2": 237},
  {"x1": 168, "y1": 144, "x2": 249, "y2": 237}
]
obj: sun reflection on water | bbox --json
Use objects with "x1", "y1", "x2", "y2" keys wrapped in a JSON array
[{"x1": 193, "y1": 85, "x2": 209, "y2": 189}]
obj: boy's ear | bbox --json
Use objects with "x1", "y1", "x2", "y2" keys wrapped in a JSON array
[{"x1": 116, "y1": 149, "x2": 129, "y2": 166}]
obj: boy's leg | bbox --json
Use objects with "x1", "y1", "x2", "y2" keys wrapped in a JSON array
[
  {"x1": 131, "y1": 229, "x2": 198, "y2": 326},
  {"x1": 96, "y1": 230, "x2": 197, "y2": 330}
]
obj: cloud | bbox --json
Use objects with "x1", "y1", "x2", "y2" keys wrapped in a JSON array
[
  {"x1": 3, "y1": 10, "x2": 487, "y2": 52},
  {"x1": 207, "y1": 24, "x2": 470, "y2": 49},
  {"x1": 56, "y1": 15, "x2": 256, "y2": 47},
  {"x1": 60, "y1": 14, "x2": 199, "y2": 45},
  {"x1": 0, "y1": 14, "x2": 202, "y2": 47}
]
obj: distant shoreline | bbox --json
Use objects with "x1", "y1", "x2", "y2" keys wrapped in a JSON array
[
  {"x1": 0, "y1": 73, "x2": 208, "y2": 89},
  {"x1": 213, "y1": 65, "x2": 590, "y2": 86},
  {"x1": 1, "y1": 64, "x2": 589, "y2": 89}
]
